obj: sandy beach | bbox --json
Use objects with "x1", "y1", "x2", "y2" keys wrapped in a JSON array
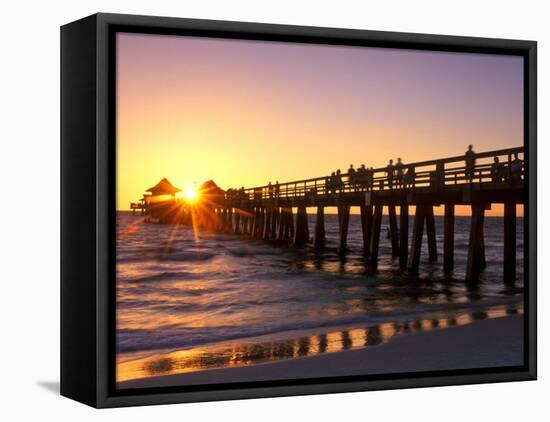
[{"x1": 118, "y1": 314, "x2": 523, "y2": 389}]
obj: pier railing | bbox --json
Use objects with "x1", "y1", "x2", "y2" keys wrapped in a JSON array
[{"x1": 228, "y1": 146, "x2": 524, "y2": 201}]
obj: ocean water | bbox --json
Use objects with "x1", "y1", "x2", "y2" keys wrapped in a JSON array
[{"x1": 116, "y1": 211, "x2": 524, "y2": 383}]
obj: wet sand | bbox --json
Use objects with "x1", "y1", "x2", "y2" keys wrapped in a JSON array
[{"x1": 118, "y1": 314, "x2": 524, "y2": 389}]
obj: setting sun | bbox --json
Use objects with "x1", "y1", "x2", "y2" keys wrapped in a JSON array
[{"x1": 183, "y1": 187, "x2": 198, "y2": 202}]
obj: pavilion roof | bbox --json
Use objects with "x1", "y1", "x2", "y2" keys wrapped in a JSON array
[
  {"x1": 199, "y1": 180, "x2": 225, "y2": 195},
  {"x1": 146, "y1": 178, "x2": 181, "y2": 195}
]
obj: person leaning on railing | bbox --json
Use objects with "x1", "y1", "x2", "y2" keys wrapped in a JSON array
[
  {"x1": 465, "y1": 144, "x2": 476, "y2": 182},
  {"x1": 336, "y1": 169, "x2": 343, "y2": 192},
  {"x1": 395, "y1": 158, "x2": 404, "y2": 188},
  {"x1": 491, "y1": 157, "x2": 506, "y2": 182},
  {"x1": 510, "y1": 152, "x2": 523, "y2": 184},
  {"x1": 403, "y1": 166, "x2": 415, "y2": 189},
  {"x1": 254, "y1": 187, "x2": 262, "y2": 200},
  {"x1": 356, "y1": 164, "x2": 367, "y2": 190},
  {"x1": 327, "y1": 172, "x2": 337, "y2": 194},
  {"x1": 386, "y1": 159, "x2": 395, "y2": 189},
  {"x1": 347, "y1": 164, "x2": 356, "y2": 192},
  {"x1": 238, "y1": 187, "x2": 246, "y2": 199}
]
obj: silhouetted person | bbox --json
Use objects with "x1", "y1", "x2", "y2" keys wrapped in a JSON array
[
  {"x1": 274, "y1": 181, "x2": 280, "y2": 198},
  {"x1": 491, "y1": 157, "x2": 505, "y2": 182},
  {"x1": 386, "y1": 159, "x2": 395, "y2": 189},
  {"x1": 404, "y1": 166, "x2": 415, "y2": 189},
  {"x1": 510, "y1": 152, "x2": 523, "y2": 183},
  {"x1": 336, "y1": 169, "x2": 343, "y2": 192},
  {"x1": 358, "y1": 164, "x2": 367, "y2": 190},
  {"x1": 327, "y1": 172, "x2": 336, "y2": 194},
  {"x1": 254, "y1": 187, "x2": 262, "y2": 200},
  {"x1": 465, "y1": 144, "x2": 476, "y2": 182},
  {"x1": 348, "y1": 164, "x2": 356, "y2": 191},
  {"x1": 395, "y1": 157, "x2": 404, "y2": 188},
  {"x1": 268, "y1": 181, "x2": 274, "y2": 198}
]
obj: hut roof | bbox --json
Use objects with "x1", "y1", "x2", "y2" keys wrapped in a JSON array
[
  {"x1": 199, "y1": 180, "x2": 225, "y2": 195},
  {"x1": 146, "y1": 178, "x2": 182, "y2": 195}
]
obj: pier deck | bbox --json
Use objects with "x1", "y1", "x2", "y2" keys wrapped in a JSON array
[{"x1": 139, "y1": 146, "x2": 525, "y2": 284}]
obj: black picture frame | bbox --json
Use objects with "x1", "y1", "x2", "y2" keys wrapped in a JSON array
[{"x1": 61, "y1": 12, "x2": 537, "y2": 408}]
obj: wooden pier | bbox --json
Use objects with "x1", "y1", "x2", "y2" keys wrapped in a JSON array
[{"x1": 138, "y1": 147, "x2": 525, "y2": 284}]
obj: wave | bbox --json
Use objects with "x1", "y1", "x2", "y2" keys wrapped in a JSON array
[
  {"x1": 126, "y1": 271, "x2": 195, "y2": 283},
  {"x1": 157, "y1": 251, "x2": 215, "y2": 262},
  {"x1": 116, "y1": 296, "x2": 522, "y2": 354},
  {"x1": 116, "y1": 315, "x2": 378, "y2": 353}
]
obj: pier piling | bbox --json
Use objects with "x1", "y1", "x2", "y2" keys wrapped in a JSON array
[
  {"x1": 271, "y1": 207, "x2": 279, "y2": 239},
  {"x1": 369, "y1": 205, "x2": 383, "y2": 264},
  {"x1": 426, "y1": 206, "x2": 437, "y2": 261},
  {"x1": 258, "y1": 208, "x2": 265, "y2": 239},
  {"x1": 388, "y1": 205, "x2": 399, "y2": 257},
  {"x1": 504, "y1": 202, "x2": 516, "y2": 283},
  {"x1": 227, "y1": 208, "x2": 234, "y2": 233},
  {"x1": 277, "y1": 208, "x2": 287, "y2": 241},
  {"x1": 242, "y1": 212, "x2": 248, "y2": 234},
  {"x1": 234, "y1": 211, "x2": 241, "y2": 234},
  {"x1": 262, "y1": 209, "x2": 272, "y2": 240},
  {"x1": 251, "y1": 208, "x2": 258, "y2": 237},
  {"x1": 282, "y1": 209, "x2": 291, "y2": 241},
  {"x1": 360, "y1": 205, "x2": 373, "y2": 257},
  {"x1": 444, "y1": 204, "x2": 455, "y2": 272},
  {"x1": 338, "y1": 206, "x2": 351, "y2": 255},
  {"x1": 399, "y1": 205, "x2": 409, "y2": 266},
  {"x1": 294, "y1": 206, "x2": 309, "y2": 247},
  {"x1": 288, "y1": 208, "x2": 295, "y2": 240},
  {"x1": 409, "y1": 205, "x2": 426, "y2": 272},
  {"x1": 466, "y1": 204, "x2": 486, "y2": 283},
  {"x1": 221, "y1": 208, "x2": 228, "y2": 232},
  {"x1": 480, "y1": 218, "x2": 487, "y2": 269},
  {"x1": 314, "y1": 206, "x2": 326, "y2": 251}
]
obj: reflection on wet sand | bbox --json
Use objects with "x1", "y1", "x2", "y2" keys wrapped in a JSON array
[{"x1": 116, "y1": 304, "x2": 523, "y2": 383}]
